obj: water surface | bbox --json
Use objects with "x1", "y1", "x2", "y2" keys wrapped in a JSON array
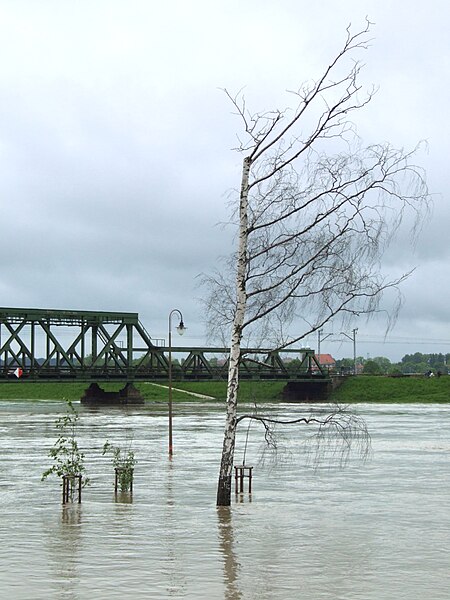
[{"x1": 0, "y1": 400, "x2": 449, "y2": 599}]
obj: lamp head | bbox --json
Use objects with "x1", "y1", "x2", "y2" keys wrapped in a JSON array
[{"x1": 177, "y1": 320, "x2": 186, "y2": 336}]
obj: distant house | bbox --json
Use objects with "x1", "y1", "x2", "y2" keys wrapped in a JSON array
[{"x1": 315, "y1": 353, "x2": 336, "y2": 370}]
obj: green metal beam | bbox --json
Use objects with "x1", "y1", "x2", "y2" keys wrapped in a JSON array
[{"x1": 0, "y1": 307, "x2": 330, "y2": 382}]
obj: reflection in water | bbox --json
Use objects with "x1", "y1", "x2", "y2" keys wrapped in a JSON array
[
  {"x1": 61, "y1": 503, "x2": 83, "y2": 526},
  {"x1": 166, "y1": 459, "x2": 175, "y2": 507},
  {"x1": 114, "y1": 491, "x2": 133, "y2": 504},
  {"x1": 163, "y1": 459, "x2": 187, "y2": 597},
  {"x1": 234, "y1": 492, "x2": 253, "y2": 504},
  {"x1": 217, "y1": 507, "x2": 242, "y2": 600},
  {"x1": 46, "y1": 504, "x2": 83, "y2": 600}
]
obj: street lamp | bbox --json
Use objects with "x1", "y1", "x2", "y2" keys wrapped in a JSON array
[{"x1": 168, "y1": 309, "x2": 186, "y2": 457}]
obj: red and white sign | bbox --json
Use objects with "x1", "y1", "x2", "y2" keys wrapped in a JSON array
[{"x1": 14, "y1": 367, "x2": 23, "y2": 378}]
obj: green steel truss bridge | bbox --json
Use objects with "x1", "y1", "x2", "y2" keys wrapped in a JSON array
[{"x1": 0, "y1": 307, "x2": 328, "y2": 382}]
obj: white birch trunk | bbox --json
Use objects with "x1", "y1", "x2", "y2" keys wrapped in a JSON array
[{"x1": 216, "y1": 156, "x2": 251, "y2": 506}]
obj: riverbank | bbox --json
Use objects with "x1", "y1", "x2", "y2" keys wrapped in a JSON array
[
  {"x1": 1, "y1": 376, "x2": 450, "y2": 402},
  {"x1": 159, "y1": 376, "x2": 450, "y2": 403},
  {"x1": 0, "y1": 380, "x2": 286, "y2": 403},
  {"x1": 330, "y1": 374, "x2": 450, "y2": 403}
]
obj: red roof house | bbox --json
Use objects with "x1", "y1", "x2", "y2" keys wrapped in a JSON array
[{"x1": 316, "y1": 354, "x2": 336, "y2": 369}]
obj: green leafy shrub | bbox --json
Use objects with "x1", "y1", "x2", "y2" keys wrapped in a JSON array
[
  {"x1": 102, "y1": 441, "x2": 137, "y2": 492},
  {"x1": 41, "y1": 400, "x2": 89, "y2": 499}
]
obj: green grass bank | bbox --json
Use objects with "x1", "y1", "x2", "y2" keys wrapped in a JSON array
[
  {"x1": 330, "y1": 375, "x2": 450, "y2": 403},
  {"x1": 178, "y1": 375, "x2": 450, "y2": 404},
  {"x1": 0, "y1": 380, "x2": 285, "y2": 403},
  {"x1": 0, "y1": 375, "x2": 449, "y2": 403}
]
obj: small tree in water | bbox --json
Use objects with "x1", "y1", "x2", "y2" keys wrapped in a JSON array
[
  {"x1": 102, "y1": 441, "x2": 137, "y2": 493},
  {"x1": 41, "y1": 400, "x2": 89, "y2": 500},
  {"x1": 203, "y1": 21, "x2": 430, "y2": 506}
]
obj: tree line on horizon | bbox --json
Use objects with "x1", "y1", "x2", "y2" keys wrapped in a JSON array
[{"x1": 314, "y1": 352, "x2": 450, "y2": 375}]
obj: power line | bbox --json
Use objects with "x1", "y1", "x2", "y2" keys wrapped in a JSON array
[{"x1": 334, "y1": 337, "x2": 450, "y2": 346}]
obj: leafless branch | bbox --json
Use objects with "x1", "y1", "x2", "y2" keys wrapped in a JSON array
[
  {"x1": 212, "y1": 20, "x2": 429, "y2": 506},
  {"x1": 237, "y1": 404, "x2": 372, "y2": 469}
]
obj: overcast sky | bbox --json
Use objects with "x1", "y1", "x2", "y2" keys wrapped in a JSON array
[{"x1": 0, "y1": 0, "x2": 448, "y2": 361}]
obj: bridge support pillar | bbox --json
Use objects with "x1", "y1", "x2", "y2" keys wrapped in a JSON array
[
  {"x1": 282, "y1": 380, "x2": 331, "y2": 402},
  {"x1": 80, "y1": 383, "x2": 144, "y2": 405}
]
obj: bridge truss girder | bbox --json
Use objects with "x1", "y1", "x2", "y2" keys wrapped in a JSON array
[
  {"x1": 0, "y1": 308, "x2": 159, "y2": 380},
  {"x1": 0, "y1": 307, "x2": 329, "y2": 381}
]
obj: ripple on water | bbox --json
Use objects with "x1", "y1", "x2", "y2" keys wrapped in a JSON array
[{"x1": 0, "y1": 401, "x2": 449, "y2": 599}]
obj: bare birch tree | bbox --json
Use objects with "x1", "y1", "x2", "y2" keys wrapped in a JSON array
[{"x1": 204, "y1": 22, "x2": 429, "y2": 506}]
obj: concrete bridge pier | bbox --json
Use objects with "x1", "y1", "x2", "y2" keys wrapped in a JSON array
[
  {"x1": 281, "y1": 376, "x2": 347, "y2": 402},
  {"x1": 80, "y1": 382, "x2": 144, "y2": 405},
  {"x1": 281, "y1": 380, "x2": 332, "y2": 402}
]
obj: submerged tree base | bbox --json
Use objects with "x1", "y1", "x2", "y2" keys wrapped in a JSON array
[{"x1": 216, "y1": 475, "x2": 232, "y2": 506}]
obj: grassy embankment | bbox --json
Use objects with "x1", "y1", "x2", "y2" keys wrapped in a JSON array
[
  {"x1": 176, "y1": 376, "x2": 450, "y2": 403},
  {"x1": 0, "y1": 380, "x2": 285, "y2": 403},
  {"x1": 330, "y1": 375, "x2": 450, "y2": 403},
  {"x1": 1, "y1": 376, "x2": 449, "y2": 403}
]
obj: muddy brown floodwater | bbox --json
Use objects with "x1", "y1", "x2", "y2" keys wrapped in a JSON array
[{"x1": 0, "y1": 400, "x2": 449, "y2": 599}]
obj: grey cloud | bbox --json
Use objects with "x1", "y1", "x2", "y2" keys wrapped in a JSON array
[{"x1": 0, "y1": 0, "x2": 449, "y2": 359}]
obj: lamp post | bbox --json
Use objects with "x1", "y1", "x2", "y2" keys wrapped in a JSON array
[{"x1": 168, "y1": 309, "x2": 186, "y2": 457}]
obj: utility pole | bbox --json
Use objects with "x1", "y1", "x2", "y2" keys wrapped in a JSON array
[
  {"x1": 341, "y1": 328, "x2": 358, "y2": 375},
  {"x1": 353, "y1": 328, "x2": 358, "y2": 375},
  {"x1": 317, "y1": 329, "x2": 333, "y2": 358}
]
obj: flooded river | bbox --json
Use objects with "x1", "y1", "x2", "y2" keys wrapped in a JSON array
[{"x1": 0, "y1": 400, "x2": 449, "y2": 599}]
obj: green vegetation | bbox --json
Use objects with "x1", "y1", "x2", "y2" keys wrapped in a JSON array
[
  {"x1": 41, "y1": 400, "x2": 89, "y2": 497},
  {"x1": 336, "y1": 352, "x2": 450, "y2": 375},
  {"x1": 179, "y1": 377, "x2": 450, "y2": 404},
  {"x1": 1, "y1": 375, "x2": 450, "y2": 403},
  {"x1": 0, "y1": 382, "x2": 93, "y2": 401},
  {"x1": 331, "y1": 375, "x2": 450, "y2": 403},
  {"x1": 102, "y1": 440, "x2": 137, "y2": 492},
  {"x1": 0, "y1": 380, "x2": 286, "y2": 402},
  {"x1": 171, "y1": 380, "x2": 287, "y2": 402},
  {"x1": 0, "y1": 381, "x2": 215, "y2": 402}
]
